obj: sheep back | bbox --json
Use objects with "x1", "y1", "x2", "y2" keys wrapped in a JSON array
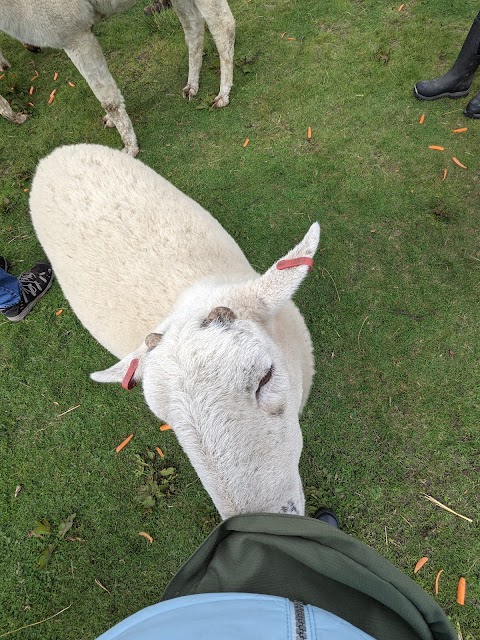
[{"x1": 29, "y1": 144, "x2": 255, "y2": 357}]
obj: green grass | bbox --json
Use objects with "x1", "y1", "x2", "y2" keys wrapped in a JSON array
[{"x1": 1, "y1": 0, "x2": 479, "y2": 637}]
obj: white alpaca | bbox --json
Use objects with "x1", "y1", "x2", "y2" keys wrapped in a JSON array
[
  {"x1": 0, "y1": 0, "x2": 235, "y2": 153},
  {"x1": 29, "y1": 144, "x2": 320, "y2": 520}
]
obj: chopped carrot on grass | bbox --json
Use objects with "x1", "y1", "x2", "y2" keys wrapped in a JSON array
[
  {"x1": 155, "y1": 446, "x2": 165, "y2": 458},
  {"x1": 53, "y1": 71, "x2": 59, "y2": 81},
  {"x1": 115, "y1": 433, "x2": 134, "y2": 452},
  {"x1": 307, "y1": 127, "x2": 312, "y2": 140},
  {"x1": 55, "y1": 309, "x2": 63, "y2": 316},
  {"x1": 398, "y1": 3, "x2": 405, "y2": 11},
  {"x1": 68, "y1": 81, "x2": 76, "y2": 87},
  {"x1": 442, "y1": 168, "x2": 447, "y2": 181},
  {"x1": 414, "y1": 556, "x2": 429, "y2": 573},
  {"x1": 456, "y1": 577, "x2": 466, "y2": 605},
  {"x1": 452, "y1": 127, "x2": 467, "y2": 133},
  {"x1": 48, "y1": 88, "x2": 57, "y2": 105},
  {"x1": 29, "y1": 86, "x2": 34, "y2": 96},
  {"x1": 243, "y1": 138, "x2": 249, "y2": 148},
  {"x1": 0, "y1": 74, "x2": 4, "y2": 80},
  {"x1": 28, "y1": 102, "x2": 34, "y2": 107},
  {"x1": 419, "y1": 114, "x2": 425, "y2": 124},
  {"x1": 160, "y1": 424, "x2": 172, "y2": 431},
  {"x1": 138, "y1": 531, "x2": 153, "y2": 544},
  {"x1": 434, "y1": 569, "x2": 444, "y2": 595},
  {"x1": 31, "y1": 70, "x2": 39, "y2": 81},
  {"x1": 428, "y1": 145, "x2": 444, "y2": 151},
  {"x1": 452, "y1": 156, "x2": 467, "y2": 169}
]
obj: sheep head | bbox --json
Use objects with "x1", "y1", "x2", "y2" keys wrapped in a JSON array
[{"x1": 91, "y1": 223, "x2": 320, "y2": 519}]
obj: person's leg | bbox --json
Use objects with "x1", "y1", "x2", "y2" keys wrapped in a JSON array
[
  {"x1": 0, "y1": 260, "x2": 21, "y2": 311},
  {"x1": 0, "y1": 261, "x2": 54, "y2": 322},
  {"x1": 414, "y1": 11, "x2": 480, "y2": 100}
]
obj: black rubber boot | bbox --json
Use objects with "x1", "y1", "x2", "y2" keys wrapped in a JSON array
[
  {"x1": 464, "y1": 89, "x2": 480, "y2": 117},
  {"x1": 414, "y1": 12, "x2": 480, "y2": 100}
]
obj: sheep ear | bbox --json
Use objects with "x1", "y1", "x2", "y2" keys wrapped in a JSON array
[
  {"x1": 240, "y1": 222, "x2": 320, "y2": 317},
  {"x1": 90, "y1": 342, "x2": 149, "y2": 385}
]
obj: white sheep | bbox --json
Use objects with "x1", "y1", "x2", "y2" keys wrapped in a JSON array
[
  {"x1": 0, "y1": 0, "x2": 235, "y2": 154},
  {"x1": 29, "y1": 144, "x2": 320, "y2": 519}
]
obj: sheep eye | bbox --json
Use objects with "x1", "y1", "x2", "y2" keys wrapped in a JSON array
[{"x1": 256, "y1": 366, "x2": 273, "y2": 395}]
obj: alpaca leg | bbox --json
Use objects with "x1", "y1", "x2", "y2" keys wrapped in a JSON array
[
  {"x1": 0, "y1": 95, "x2": 29, "y2": 124},
  {"x1": 194, "y1": 0, "x2": 235, "y2": 107},
  {"x1": 64, "y1": 31, "x2": 139, "y2": 156},
  {"x1": 171, "y1": 0, "x2": 205, "y2": 99}
]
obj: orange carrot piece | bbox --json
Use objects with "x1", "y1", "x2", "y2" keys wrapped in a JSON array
[
  {"x1": 115, "y1": 433, "x2": 134, "y2": 452},
  {"x1": 56, "y1": 309, "x2": 63, "y2": 316},
  {"x1": 419, "y1": 114, "x2": 425, "y2": 125},
  {"x1": 53, "y1": 71, "x2": 59, "y2": 81},
  {"x1": 68, "y1": 81, "x2": 76, "y2": 88},
  {"x1": 155, "y1": 446, "x2": 165, "y2": 458},
  {"x1": 307, "y1": 126, "x2": 312, "y2": 140},
  {"x1": 428, "y1": 145, "x2": 444, "y2": 151},
  {"x1": 398, "y1": 3, "x2": 405, "y2": 11},
  {"x1": 456, "y1": 577, "x2": 466, "y2": 605},
  {"x1": 434, "y1": 569, "x2": 444, "y2": 595},
  {"x1": 414, "y1": 556, "x2": 429, "y2": 573},
  {"x1": 452, "y1": 156, "x2": 467, "y2": 169},
  {"x1": 23, "y1": 188, "x2": 29, "y2": 193},
  {"x1": 160, "y1": 424, "x2": 172, "y2": 431},
  {"x1": 287, "y1": 37, "x2": 296, "y2": 41},
  {"x1": 442, "y1": 168, "x2": 447, "y2": 181},
  {"x1": 28, "y1": 102, "x2": 34, "y2": 107},
  {"x1": 452, "y1": 127, "x2": 467, "y2": 133},
  {"x1": 48, "y1": 88, "x2": 57, "y2": 105},
  {"x1": 0, "y1": 74, "x2": 4, "y2": 80},
  {"x1": 243, "y1": 138, "x2": 249, "y2": 148},
  {"x1": 29, "y1": 86, "x2": 34, "y2": 96},
  {"x1": 138, "y1": 531, "x2": 153, "y2": 544},
  {"x1": 31, "y1": 70, "x2": 39, "y2": 81}
]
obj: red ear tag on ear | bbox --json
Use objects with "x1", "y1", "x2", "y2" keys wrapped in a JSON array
[
  {"x1": 122, "y1": 358, "x2": 139, "y2": 391},
  {"x1": 276, "y1": 257, "x2": 314, "y2": 271}
]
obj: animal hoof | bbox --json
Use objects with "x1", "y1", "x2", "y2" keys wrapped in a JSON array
[
  {"x1": 212, "y1": 94, "x2": 229, "y2": 108},
  {"x1": 122, "y1": 145, "x2": 139, "y2": 157},
  {"x1": 182, "y1": 85, "x2": 198, "y2": 100},
  {"x1": 103, "y1": 114, "x2": 115, "y2": 128},
  {"x1": 23, "y1": 43, "x2": 42, "y2": 53},
  {"x1": 14, "y1": 112, "x2": 29, "y2": 124}
]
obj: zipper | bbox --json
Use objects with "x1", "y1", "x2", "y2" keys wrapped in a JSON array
[{"x1": 293, "y1": 600, "x2": 308, "y2": 640}]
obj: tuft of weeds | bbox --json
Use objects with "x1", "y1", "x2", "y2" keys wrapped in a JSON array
[{"x1": 133, "y1": 449, "x2": 177, "y2": 512}]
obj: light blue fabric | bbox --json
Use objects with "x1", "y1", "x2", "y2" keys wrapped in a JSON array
[
  {"x1": 0, "y1": 267, "x2": 20, "y2": 310},
  {"x1": 96, "y1": 593, "x2": 375, "y2": 640}
]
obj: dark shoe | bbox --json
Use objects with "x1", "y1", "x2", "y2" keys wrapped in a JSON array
[
  {"x1": 414, "y1": 12, "x2": 480, "y2": 100},
  {"x1": 0, "y1": 256, "x2": 7, "y2": 272},
  {"x1": 312, "y1": 506, "x2": 339, "y2": 528},
  {"x1": 2, "y1": 261, "x2": 53, "y2": 322},
  {"x1": 464, "y1": 89, "x2": 480, "y2": 118}
]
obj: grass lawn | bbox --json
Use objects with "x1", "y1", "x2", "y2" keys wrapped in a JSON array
[{"x1": 0, "y1": 0, "x2": 479, "y2": 637}]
